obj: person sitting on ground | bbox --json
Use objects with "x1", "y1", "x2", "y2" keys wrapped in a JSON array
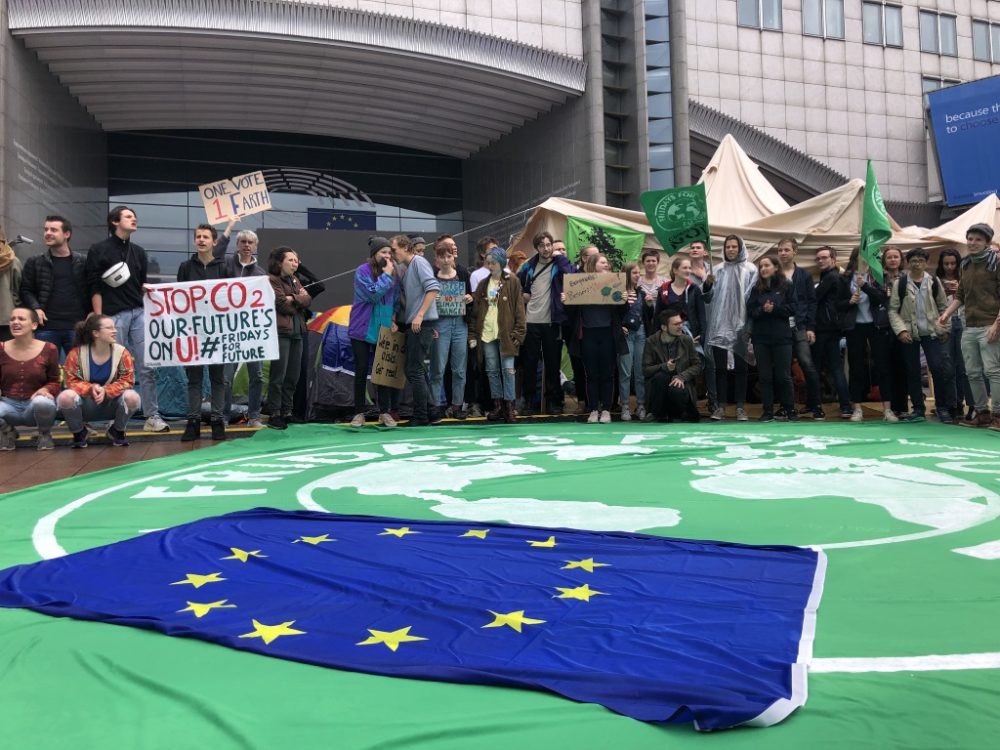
[
  {"x1": 0, "y1": 307, "x2": 59, "y2": 450},
  {"x1": 642, "y1": 309, "x2": 702, "y2": 423},
  {"x1": 57, "y1": 314, "x2": 141, "y2": 447}
]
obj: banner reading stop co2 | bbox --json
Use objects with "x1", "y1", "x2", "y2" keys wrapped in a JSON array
[{"x1": 143, "y1": 276, "x2": 278, "y2": 367}]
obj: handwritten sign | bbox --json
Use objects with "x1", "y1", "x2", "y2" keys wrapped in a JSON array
[
  {"x1": 563, "y1": 272, "x2": 627, "y2": 305},
  {"x1": 437, "y1": 278, "x2": 468, "y2": 317},
  {"x1": 371, "y1": 326, "x2": 407, "y2": 388},
  {"x1": 143, "y1": 277, "x2": 278, "y2": 367},
  {"x1": 199, "y1": 171, "x2": 272, "y2": 223}
]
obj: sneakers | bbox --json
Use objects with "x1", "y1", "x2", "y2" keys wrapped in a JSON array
[
  {"x1": 900, "y1": 412, "x2": 925, "y2": 423},
  {"x1": 247, "y1": 418, "x2": 265, "y2": 429},
  {"x1": 599, "y1": 410, "x2": 611, "y2": 424},
  {"x1": 936, "y1": 409, "x2": 955, "y2": 425},
  {"x1": 710, "y1": 407, "x2": 725, "y2": 421},
  {"x1": 620, "y1": 406, "x2": 632, "y2": 422},
  {"x1": 0, "y1": 425, "x2": 17, "y2": 451},
  {"x1": 36, "y1": 432, "x2": 54, "y2": 451},
  {"x1": 735, "y1": 408, "x2": 748, "y2": 422},
  {"x1": 267, "y1": 415, "x2": 288, "y2": 430},
  {"x1": 428, "y1": 408, "x2": 444, "y2": 425},
  {"x1": 470, "y1": 404, "x2": 483, "y2": 418},
  {"x1": 378, "y1": 412, "x2": 398, "y2": 428},
  {"x1": 349, "y1": 413, "x2": 365, "y2": 428},
  {"x1": 774, "y1": 407, "x2": 789, "y2": 420},
  {"x1": 758, "y1": 412, "x2": 774, "y2": 423},
  {"x1": 181, "y1": 418, "x2": 201, "y2": 442},
  {"x1": 210, "y1": 420, "x2": 226, "y2": 441},
  {"x1": 811, "y1": 407, "x2": 826, "y2": 421},
  {"x1": 786, "y1": 410, "x2": 800, "y2": 422},
  {"x1": 587, "y1": 410, "x2": 599, "y2": 423},
  {"x1": 549, "y1": 404, "x2": 564, "y2": 415},
  {"x1": 445, "y1": 405, "x2": 468, "y2": 420},
  {"x1": 143, "y1": 415, "x2": 170, "y2": 433},
  {"x1": 71, "y1": 429, "x2": 89, "y2": 449},
  {"x1": 106, "y1": 426, "x2": 129, "y2": 447},
  {"x1": 961, "y1": 410, "x2": 991, "y2": 428},
  {"x1": 642, "y1": 411, "x2": 656, "y2": 422},
  {"x1": 636, "y1": 405, "x2": 647, "y2": 421},
  {"x1": 850, "y1": 406, "x2": 864, "y2": 422},
  {"x1": 883, "y1": 409, "x2": 900, "y2": 423},
  {"x1": 989, "y1": 414, "x2": 1000, "y2": 432}
]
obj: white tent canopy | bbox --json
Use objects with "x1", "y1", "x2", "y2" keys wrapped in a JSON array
[{"x1": 699, "y1": 134, "x2": 789, "y2": 225}]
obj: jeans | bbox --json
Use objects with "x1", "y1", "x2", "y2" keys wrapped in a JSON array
[
  {"x1": 404, "y1": 323, "x2": 436, "y2": 421},
  {"x1": 961, "y1": 325, "x2": 1000, "y2": 413},
  {"x1": 111, "y1": 307, "x2": 159, "y2": 419},
  {"x1": 521, "y1": 322, "x2": 564, "y2": 410},
  {"x1": 581, "y1": 326, "x2": 615, "y2": 411},
  {"x1": 792, "y1": 329, "x2": 821, "y2": 409},
  {"x1": 58, "y1": 390, "x2": 140, "y2": 433},
  {"x1": 901, "y1": 335, "x2": 956, "y2": 415},
  {"x1": 267, "y1": 335, "x2": 303, "y2": 416},
  {"x1": 949, "y1": 318, "x2": 975, "y2": 409},
  {"x1": 482, "y1": 340, "x2": 516, "y2": 401},
  {"x1": 0, "y1": 395, "x2": 57, "y2": 432},
  {"x1": 429, "y1": 316, "x2": 468, "y2": 407},
  {"x1": 811, "y1": 332, "x2": 850, "y2": 412},
  {"x1": 754, "y1": 340, "x2": 794, "y2": 414},
  {"x1": 845, "y1": 323, "x2": 892, "y2": 404},
  {"x1": 223, "y1": 361, "x2": 264, "y2": 421},
  {"x1": 711, "y1": 346, "x2": 748, "y2": 408},
  {"x1": 185, "y1": 364, "x2": 226, "y2": 421},
  {"x1": 618, "y1": 328, "x2": 646, "y2": 409},
  {"x1": 35, "y1": 328, "x2": 75, "y2": 361}
]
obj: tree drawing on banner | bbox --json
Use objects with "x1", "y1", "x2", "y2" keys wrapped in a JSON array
[{"x1": 579, "y1": 226, "x2": 625, "y2": 270}]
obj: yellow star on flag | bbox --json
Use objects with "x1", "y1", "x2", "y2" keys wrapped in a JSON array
[
  {"x1": 357, "y1": 626, "x2": 428, "y2": 652},
  {"x1": 527, "y1": 536, "x2": 557, "y2": 548},
  {"x1": 460, "y1": 529, "x2": 489, "y2": 539},
  {"x1": 177, "y1": 600, "x2": 237, "y2": 618},
  {"x1": 293, "y1": 534, "x2": 335, "y2": 545},
  {"x1": 221, "y1": 548, "x2": 267, "y2": 562},
  {"x1": 554, "y1": 583, "x2": 606, "y2": 602},
  {"x1": 481, "y1": 610, "x2": 546, "y2": 633},
  {"x1": 170, "y1": 572, "x2": 225, "y2": 589},
  {"x1": 562, "y1": 558, "x2": 610, "y2": 573},
  {"x1": 238, "y1": 619, "x2": 306, "y2": 645},
  {"x1": 379, "y1": 527, "x2": 420, "y2": 538}
]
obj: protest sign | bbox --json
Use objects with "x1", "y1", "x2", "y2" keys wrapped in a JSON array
[
  {"x1": 199, "y1": 171, "x2": 272, "y2": 223},
  {"x1": 371, "y1": 326, "x2": 407, "y2": 388},
  {"x1": 563, "y1": 272, "x2": 627, "y2": 305},
  {"x1": 143, "y1": 276, "x2": 278, "y2": 367},
  {"x1": 436, "y1": 278, "x2": 468, "y2": 317}
]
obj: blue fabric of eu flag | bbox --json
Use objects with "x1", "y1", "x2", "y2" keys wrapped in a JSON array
[
  {"x1": 307, "y1": 208, "x2": 377, "y2": 230},
  {"x1": 0, "y1": 508, "x2": 825, "y2": 731}
]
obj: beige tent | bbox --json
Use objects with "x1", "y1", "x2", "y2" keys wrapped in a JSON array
[
  {"x1": 700, "y1": 134, "x2": 789, "y2": 223},
  {"x1": 890, "y1": 193, "x2": 1000, "y2": 251}
]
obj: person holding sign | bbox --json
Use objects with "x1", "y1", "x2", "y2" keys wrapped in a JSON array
[
  {"x1": 57, "y1": 315, "x2": 141, "y2": 447},
  {"x1": 84, "y1": 206, "x2": 168, "y2": 433},
  {"x1": 430, "y1": 236, "x2": 473, "y2": 419},
  {"x1": 266, "y1": 248, "x2": 311, "y2": 430},
  {"x1": 469, "y1": 247, "x2": 526, "y2": 423},
  {"x1": 347, "y1": 236, "x2": 399, "y2": 428},
  {"x1": 176, "y1": 224, "x2": 233, "y2": 441}
]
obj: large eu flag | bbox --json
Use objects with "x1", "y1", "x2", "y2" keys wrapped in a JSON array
[{"x1": 0, "y1": 508, "x2": 825, "y2": 731}]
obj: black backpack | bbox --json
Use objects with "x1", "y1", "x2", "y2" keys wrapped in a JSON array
[{"x1": 895, "y1": 275, "x2": 939, "y2": 304}]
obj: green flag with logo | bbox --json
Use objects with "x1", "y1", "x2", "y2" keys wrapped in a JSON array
[
  {"x1": 639, "y1": 184, "x2": 710, "y2": 256},
  {"x1": 860, "y1": 160, "x2": 892, "y2": 284},
  {"x1": 564, "y1": 216, "x2": 647, "y2": 270}
]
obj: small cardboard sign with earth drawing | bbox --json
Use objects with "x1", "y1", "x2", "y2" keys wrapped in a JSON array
[
  {"x1": 563, "y1": 272, "x2": 627, "y2": 305},
  {"x1": 371, "y1": 326, "x2": 407, "y2": 388}
]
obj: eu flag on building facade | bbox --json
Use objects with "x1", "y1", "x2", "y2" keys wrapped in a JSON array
[
  {"x1": 0, "y1": 508, "x2": 825, "y2": 731},
  {"x1": 307, "y1": 208, "x2": 377, "y2": 230}
]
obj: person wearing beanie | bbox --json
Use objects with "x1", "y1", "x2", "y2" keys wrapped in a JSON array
[
  {"x1": 469, "y1": 246, "x2": 525, "y2": 423},
  {"x1": 939, "y1": 223, "x2": 1000, "y2": 429}
]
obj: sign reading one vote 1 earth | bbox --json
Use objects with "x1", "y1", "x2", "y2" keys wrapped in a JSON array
[
  {"x1": 927, "y1": 75, "x2": 1000, "y2": 206},
  {"x1": 199, "y1": 170, "x2": 273, "y2": 223},
  {"x1": 143, "y1": 277, "x2": 278, "y2": 367}
]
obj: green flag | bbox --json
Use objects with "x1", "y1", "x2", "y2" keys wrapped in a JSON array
[
  {"x1": 860, "y1": 160, "x2": 892, "y2": 284},
  {"x1": 639, "y1": 184, "x2": 710, "y2": 256},
  {"x1": 564, "y1": 216, "x2": 647, "y2": 269}
]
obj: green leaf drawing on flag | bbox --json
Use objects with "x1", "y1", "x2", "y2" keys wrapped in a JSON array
[
  {"x1": 639, "y1": 184, "x2": 710, "y2": 256},
  {"x1": 564, "y1": 216, "x2": 646, "y2": 270},
  {"x1": 861, "y1": 160, "x2": 892, "y2": 284}
]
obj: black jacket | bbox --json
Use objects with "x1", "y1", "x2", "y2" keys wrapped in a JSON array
[
  {"x1": 654, "y1": 281, "x2": 707, "y2": 342},
  {"x1": 748, "y1": 277, "x2": 796, "y2": 345},
  {"x1": 177, "y1": 253, "x2": 230, "y2": 282},
  {"x1": 20, "y1": 250, "x2": 89, "y2": 317},
  {"x1": 839, "y1": 273, "x2": 890, "y2": 331},
  {"x1": 814, "y1": 267, "x2": 850, "y2": 333},
  {"x1": 84, "y1": 234, "x2": 149, "y2": 316},
  {"x1": 786, "y1": 265, "x2": 817, "y2": 333}
]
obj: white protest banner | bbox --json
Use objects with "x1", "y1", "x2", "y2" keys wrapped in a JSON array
[
  {"x1": 199, "y1": 170, "x2": 272, "y2": 223},
  {"x1": 143, "y1": 276, "x2": 278, "y2": 368},
  {"x1": 562, "y1": 272, "x2": 627, "y2": 305}
]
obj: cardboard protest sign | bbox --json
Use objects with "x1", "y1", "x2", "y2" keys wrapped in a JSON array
[
  {"x1": 436, "y1": 278, "x2": 468, "y2": 317},
  {"x1": 563, "y1": 272, "x2": 627, "y2": 305},
  {"x1": 199, "y1": 171, "x2": 272, "y2": 223},
  {"x1": 371, "y1": 326, "x2": 407, "y2": 388},
  {"x1": 143, "y1": 276, "x2": 278, "y2": 367}
]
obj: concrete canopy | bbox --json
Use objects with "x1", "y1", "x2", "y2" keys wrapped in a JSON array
[{"x1": 7, "y1": 0, "x2": 587, "y2": 159}]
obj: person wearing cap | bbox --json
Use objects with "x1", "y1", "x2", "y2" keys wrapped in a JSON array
[
  {"x1": 347, "y1": 236, "x2": 399, "y2": 428},
  {"x1": 408, "y1": 235, "x2": 427, "y2": 256},
  {"x1": 84, "y1": 206, "x2": 169, "y2": 433},
  {"x1": 939, "y1": 223, "x2": 1000, "y2": 429}
]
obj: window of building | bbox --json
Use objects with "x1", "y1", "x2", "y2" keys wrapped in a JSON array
[
  {"x1": 803, "y1": 0, "x2": 845, "y2": 39},
  {"x1": 921, "y1": 76, "x2": 961, "y2": 94},
  {"x1": 737, "y1": 0, "x2": 781, "y2": 31},
  {"x1": 919, "y1": 11, "x2": 958, "y2": 56},
  {"x1": 862, "y1": 3, "x2": 903, "y2": 47},
  {"x1": 972, "y1": 19, "x2": 1000, "y2": 62}
]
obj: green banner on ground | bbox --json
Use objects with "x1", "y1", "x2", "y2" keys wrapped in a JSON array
[{"x1": 639, "y1": 184, "x2": 710, "y2": 256}]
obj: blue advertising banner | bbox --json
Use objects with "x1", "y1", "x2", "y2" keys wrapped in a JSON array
[{"x1": 927, "y1": 75, "x2": 1000, "y2": 206}]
